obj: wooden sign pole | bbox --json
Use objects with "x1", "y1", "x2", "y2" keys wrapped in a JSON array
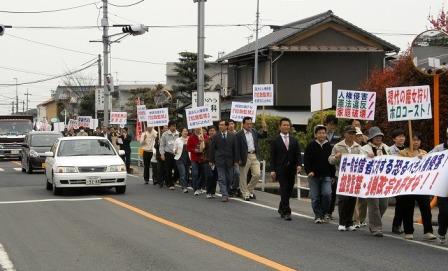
[
  {"x1": 320, "y1": 82, "x2": 324, "y2": 124},
  {"x1": 434, "y1": 73, "x2": 440, "y2": 146}
]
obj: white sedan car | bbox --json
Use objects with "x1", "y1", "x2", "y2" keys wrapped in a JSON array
[{"x1": 44, "y1": 136, "x2": 127, "y2": 195}]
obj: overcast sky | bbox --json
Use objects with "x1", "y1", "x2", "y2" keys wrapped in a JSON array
[{"x1": 0, "y1": 0, "x2": 447, "y2": 114}]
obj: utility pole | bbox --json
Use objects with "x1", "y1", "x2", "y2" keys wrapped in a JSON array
[
  {"x1": 11, "y1": 101, "x2": 14, "y2": 114},
  {"x1": 13, "y1": 77, "x2": 18, "y2": 114},
  {"x1": 102, "y1": 0, "x2": 110, "y2": 126},
  {"x1": 98, "y1": 54, "x2": 102, "y2": 86},
  {"x1": 194, "y1": 0, "x2": 206, "y2": 107},
  {"x1": 24, "y1": 89, "x2": 31, "y2": 111},
  {"x1": 22, "y1": 100, "x2": 25, "y2": 113},
  {"x1": 254, "y1": 0, "x2": 260, "y2": 85}
]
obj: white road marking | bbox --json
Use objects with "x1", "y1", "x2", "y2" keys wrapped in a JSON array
[
  {"x1": 12, "y1": 168, "x2": 21, "y2": 172},
  {"x1": 0, "y1": 198, "x2": 103, "y2": 205},
  {"x1": 0, "y1": 243, "x2": 15, "y2": 271},
  {"x1": 0, "y1": 168, "x2": 4, "y2": 172}
]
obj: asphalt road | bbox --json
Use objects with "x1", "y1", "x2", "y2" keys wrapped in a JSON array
[{"x1": 0, "y1": 159, "x2": 447, "y2": 271}]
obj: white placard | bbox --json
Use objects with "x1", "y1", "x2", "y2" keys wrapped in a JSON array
[
  {"x1": 336, "y1": 90, "x2": 376, "y2": 121},
  {"x1": 67, "y1": 119, "x2": 79, "y2": 130},
  {"x1": 386, "y1": 85, "x2": 432, "y2": 122},
  {"x1": 192, "y1": 91, "x2": 220, "y2": 121},
  {"x1": 95, "y1": 88, "x2": 112, "y2": 111},
  {"x1": 137, "y1": 105, "x2": 147, "y2": 122},
  {"x1": 310, "y1": 81, "x2": 332, "y2": 112},
  {"x1": 186, "y1": 106, "x2": 213, "y2": 129},
  {"x1": 110, "y1": 112, "x2": 127, "y2": 125},
  {"x1": 77, "y1": 116, "x2": 92, "y2": 129},
  {"x1": 90, "y1": 119, "x2": 99, "y2": 130},
  {"x1": 230, "y1": 102, "x2": 257, "y2": 122},
  {"x1": 146, "y1": 108, "x2": 169, "y2": 127},
  {"x1": 53, "y1": 122, "x2": 65, "y2": 132},
  {"x1": 253, "y1": 84, "x2": 274, "y2": 106}
]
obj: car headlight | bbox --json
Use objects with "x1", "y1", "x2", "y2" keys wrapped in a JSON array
[
  {"x1": 107, "y1": 165, "x2": 126, "y2": 172},
  {"x1": 56, "y1": 166, "x2": 78, "y2": 173},
  {"x1": 30, "y1": 150, "x2": 39, "y2": 158}
]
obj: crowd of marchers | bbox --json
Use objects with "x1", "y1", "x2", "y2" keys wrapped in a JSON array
[{"x1": 61, "y1": 116, "x2": 448, "y2": 245}]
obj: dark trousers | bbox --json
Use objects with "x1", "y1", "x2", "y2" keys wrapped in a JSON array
[
  {"x1": 124, "y1": 150, "x2": 131, "y2": 172},
  {"x1": 143, "y1": 151, "x2": 153, "y2": 182},
  {"x1": 164, "y1": 152, "x2": 176, "y2": 187},
  {"x1": 402, "y1": 195, "x2": 433, "y2": 234},
  {"x1": 328, "y1": 180, "x2": 337, "y2": 215},
  {"x1": 151, "y1": 162, "x2": 158, "y2": 184},
  {"x1": 205, "y1": 164, "x2": 217, "y2": 195},
  {"x1": 438, "y1": 197, "x2": 448, "y2": 236},
  {"x1": 278, "y1": 173, "x2": 295, "y2": 215},
  {"x1": 338, "y1": 195, "x2": 357, "y2": 227},
  {"x1": 156, "y1": 161, "x2": 166, "y2": 186},
  {"x1": 392, "y1": 196, "x2": 404, "y2": 230}
]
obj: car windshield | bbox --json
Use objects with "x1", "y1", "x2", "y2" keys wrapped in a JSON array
[
  {"x1": 57, "y1": 139, "x2": 116, "y2": 157},
  {"x1": 31, "y1": 134, "x2": 62, "y2": 147},
  {"x1": 0, "y1": 121, "x2": 33, "y2": 135}
]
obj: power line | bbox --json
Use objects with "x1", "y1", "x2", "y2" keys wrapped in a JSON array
[
  {"x1": 0, "y1": 1, "x2": 100, "y2": 14},
  {"x1": 0, "y1": 65, "x2": 55, "y2": 76},
  {"x1": 109, "y1": 0, "x2": 145, "y2": 8},
  {"x1": 0, "y1": 62, "x2": 97, "y2": 86},
  {"x1": 5, "y1": 33, "x2": 167, "y2": 65}
]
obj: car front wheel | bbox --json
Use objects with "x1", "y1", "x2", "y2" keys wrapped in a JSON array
[{"x1": 116, "y1": 186, "x2": 126, "y2": 194}]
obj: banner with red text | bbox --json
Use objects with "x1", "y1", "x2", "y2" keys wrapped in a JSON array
[{"x1": 336, "y1": 152, "x2": 448, "y2": 198}]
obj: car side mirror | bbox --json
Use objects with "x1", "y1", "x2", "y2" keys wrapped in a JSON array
[
  {"x1": 118, "y1": 150, "x2": 125, "y2": 156},
  {"x1": 43, "y1": 151, "x2": 54, "y2": 157}
]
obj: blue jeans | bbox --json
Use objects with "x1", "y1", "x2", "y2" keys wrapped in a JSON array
[
  {"x1": 176, "y1": 160, "x2": 189, "y2": 188},
  {"x1": 192, "y1": 161, "x2": 206, "y2": 192},
  {"x1": 308, "y1": 176, "x2": 332, "y2": 219}
]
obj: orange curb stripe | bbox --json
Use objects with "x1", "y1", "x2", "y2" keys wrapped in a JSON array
[
  {"x1": 12, "y1": 161, "x2": 21, "y2": 166},
  {"x1": 104, "y1": 197, "x2": 297, "y2": 271}
]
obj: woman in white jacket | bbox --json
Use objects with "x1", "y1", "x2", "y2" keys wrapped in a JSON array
[
  {"x1": 362, "y1": 126, "x2": 391, "y2": 237},
  {"x1": 174, "y1": 128, "x2": 190, "y2": 192}
]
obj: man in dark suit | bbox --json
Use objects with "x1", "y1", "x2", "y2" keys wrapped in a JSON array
[
  {"x1": 210, "y1": 120, "x2": 237, "y2": 202},
  {"x1": 235, "y1": 116, "x2": 267, "y2": 201},
  {"x1": 119, "y1": 127, "x2": 132, "y2": 173},
  {"x1": 270, "y1": 118, "x2": 302, "y2": 221}
]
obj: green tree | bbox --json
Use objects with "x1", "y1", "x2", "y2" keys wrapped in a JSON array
[
  {"x1": 78, "y1": 90, "x2": 96, "y2": 116},
  {"x1": 172, "y1": 51, "x2": 212, "y2": 105}
]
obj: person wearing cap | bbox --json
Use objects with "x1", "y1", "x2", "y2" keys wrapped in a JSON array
[
  {"x1": 351, "y1": 119, "x2": 368, "y2": 144},
  {"x1": 304, "y1": 125, "x2": 335, "y2": 224},
  {"x1": 329, "y1": 125, "x2": 363, "y2": 231},
  {"x1": 362, "y1": 126, "x2": 391, "y2": 237},
  {"x1": 429, "y1": 128, "x2": 448, "y2": 244}
]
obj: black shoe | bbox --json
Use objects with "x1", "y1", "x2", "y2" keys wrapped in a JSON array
[
  {"x1": 228, "y1": 192, "x2": 235, "y2": 198},
  {"x1": 392, "y1": 226, "x2": 403, "y2": 234},
  {"x1": 144, "y1": 181, "x2": 149, "y2": 185},
  {"x1": 249, "y1": 193, "x2": 256, "y2": 199},
  {"x1": 284, "y1": 214, "x2": 292, "y2": 221}
]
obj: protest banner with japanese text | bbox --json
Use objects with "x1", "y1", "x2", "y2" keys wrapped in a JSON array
[
  {"x1": 137, "y1": 105, "x2": 147, "y2": 122},
  {"x1": 77, "y1": 116, "x2": 92, "y2": 128},
  {"x1": 186, "y1": 106, "x2": 213, "y2": 129},
  {"x1": 192, "y1": 91, "x2": 220, "y2": 121},
  {"x1": 253, "y1": 84, "x2": 274, "y2": 106},
  {"x1": 230, "y1": 102, "x2": 257, "y2": 122},
  {"x1": 386, "y1": 85, "x2": 432, "y2": 121},
  {"x1": 110, "y1": 112, "x2": 127, "y2": 125},
  {"x1": 146, "y1": 108, "x2": 169, "y2": 127},
  {"x1": 336, "y1": 90, "x2": 376, "y2": 120},
  {"x1": 67, "y1": 119, "x2": 79, "y2": 130},
  {"x1": 336, "y1": 152, "x2": 448, "y2": 198}
]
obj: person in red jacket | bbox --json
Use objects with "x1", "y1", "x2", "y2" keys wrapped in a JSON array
[{"x1": 187, "y1": 128, "x2": 208, "y2": 196}]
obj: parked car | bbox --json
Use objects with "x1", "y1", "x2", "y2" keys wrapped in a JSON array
[
  {"x1": 21, "y1": 131, "x2": 63, "y2": 174},
  {"x1": 44, "y1": 136, "x2": 127, "y2": 195}
]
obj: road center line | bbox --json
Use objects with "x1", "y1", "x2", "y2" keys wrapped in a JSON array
[
  {"x1": 0, "y1": 198, "x2": 103, "y2": 205},
  {"x1": 0, "y1": 243, "x2": 15, "y2": 271},
  {"x1": 104, "y1": 197, "x2": 297, "y2": 271}
]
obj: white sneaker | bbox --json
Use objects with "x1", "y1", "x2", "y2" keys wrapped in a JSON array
[
  {"x1": 438, "y1": 235, "x2": 446, "y2": 244},
  {"x1": 206, "y1": 194, "x2": 212, "y2": 199},
  {"x1": 404, "y1": 234, "x2": 414, "y2": 240},
  {"x1": 194, "y1": 190, "x2": 200, "y2": 196},
  {"x1": 182, "y1": 188, "x2": 188, "y2": 193},
  {"x1": 338, "y1": 225, "x2": 347, "y2": 231},
  {"x1": 354, "y1": 224, "x2": 361, "y2": 229},
  {"x1": 423, "y1": 233, "x2": 437, "y2": 241},
  {"x1": 314, "y1": 218, "x2": 322, "y2": 224},
  {"x1": 347, "y1": 226, "x2": 357, "y2": 231},
  {"x1": 360, "y1": 222, "x2": 367, "y2": 227},
  {"x1": 169, "y1": 186, "x2": 175, "y2": 190},
  {"x1": 201, "y1": 189, "x2": 207, "y2": 194}
]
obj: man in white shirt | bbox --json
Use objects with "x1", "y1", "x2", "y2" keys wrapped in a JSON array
[{"x1": 140, "y1": 126, "x2": 158, "y2": 184}]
